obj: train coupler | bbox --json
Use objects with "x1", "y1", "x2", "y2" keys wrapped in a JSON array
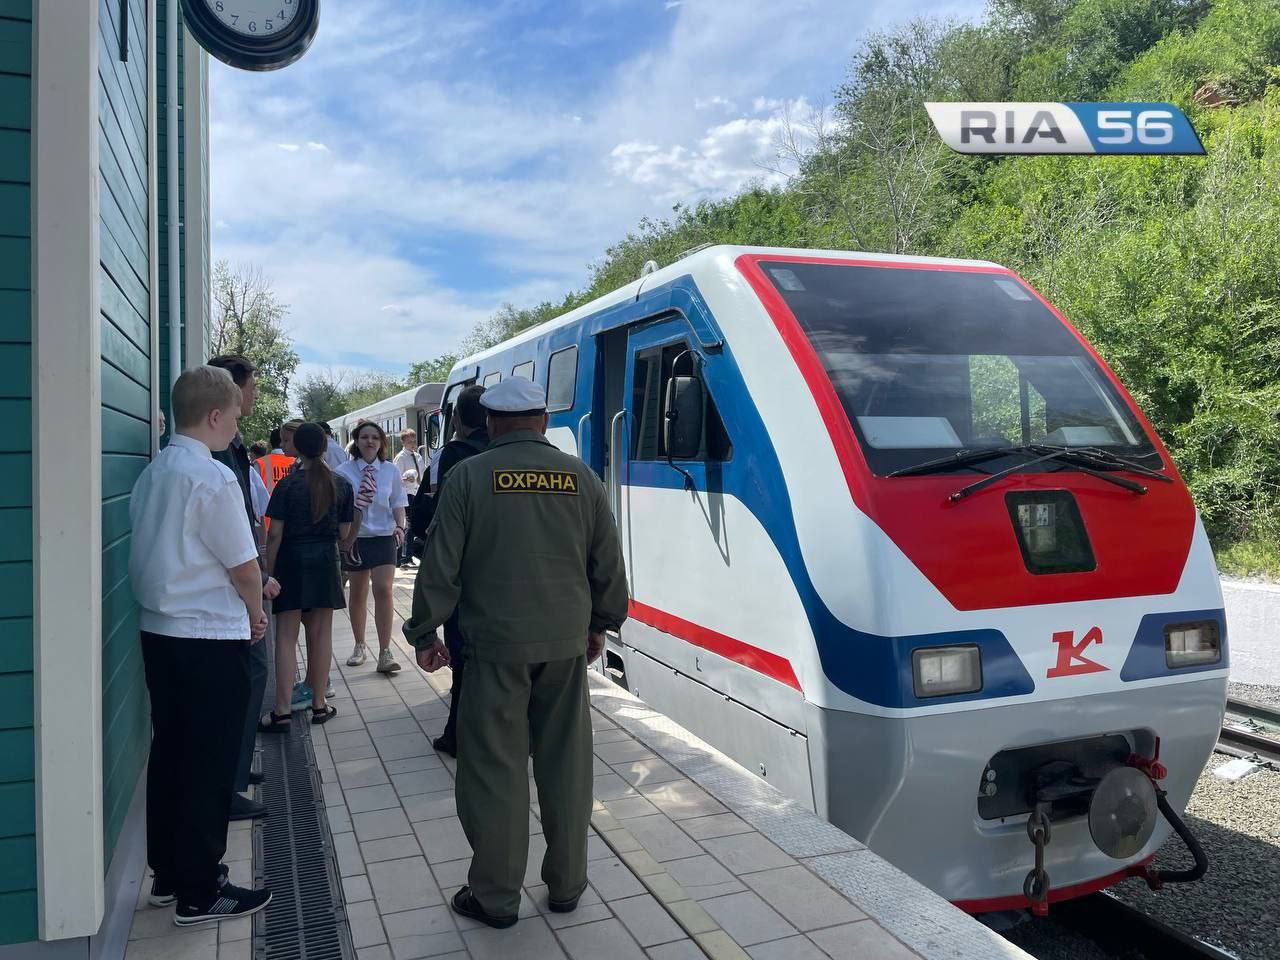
[{"x1": 1022, "y1": 803, "x2": 1052, "y2": 916}]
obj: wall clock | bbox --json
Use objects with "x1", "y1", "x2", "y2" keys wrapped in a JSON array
[{"x1": 180, "y1": 0, "x2": 319, "y2": 71}]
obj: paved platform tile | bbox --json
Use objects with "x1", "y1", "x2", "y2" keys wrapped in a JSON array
[
  {"x1": 367, "y1": 856, "x2": 442, "y2": 914},
  {"x1": 742, "y1": 864, "x2": 867, "y2": 932}
]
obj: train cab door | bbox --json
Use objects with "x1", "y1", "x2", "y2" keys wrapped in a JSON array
[
  {"x1": 593, "y1": 327, "x2": 632, "y2": 584},
  {"x1": 615, "y1": 317, "x2": 716, "y2": 603}
]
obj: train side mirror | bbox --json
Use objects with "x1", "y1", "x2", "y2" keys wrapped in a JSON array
[{"x1": 664, "y1": 375, "x2": 703, "y2": 461}]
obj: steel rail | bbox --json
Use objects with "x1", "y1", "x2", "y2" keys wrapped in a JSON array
[
  {"x1": 1220, "y1": 697, "x2": 1280, "y2": 766},
  {"x1": 1048, "y1": 892, "x2": 1237, "y2": 960},
  {"x1": 1224, "y1": 695, "x2": 1280, "y2": 731}
]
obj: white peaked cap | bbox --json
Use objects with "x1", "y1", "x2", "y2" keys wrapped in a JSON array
[{"x1": 479, "y1": 377, "x2": 547, "y2": 413}]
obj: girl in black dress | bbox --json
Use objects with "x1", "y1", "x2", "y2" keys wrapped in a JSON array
[{"x1": 260, "y1": 422, "x2": 354, "y2": 727}]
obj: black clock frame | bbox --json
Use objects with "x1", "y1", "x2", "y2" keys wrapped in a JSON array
[{"x1": 180, "y1": 0, "x2": 320, "y2": 72}]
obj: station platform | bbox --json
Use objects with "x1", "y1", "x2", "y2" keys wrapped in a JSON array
[{"x1": 124, "y1": 567, "x2": 1030, "y2": 960}]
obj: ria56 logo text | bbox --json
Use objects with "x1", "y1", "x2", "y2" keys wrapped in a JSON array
[{"x1": 925, "y1": 102, "x2": 1204, "y2": 155}]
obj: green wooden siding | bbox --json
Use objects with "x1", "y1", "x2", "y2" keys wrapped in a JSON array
[
  {"x1": 0, "y1": 0, "x2": 32, "y2": 945},
  {"x1": 98, "y1": 0, "x2": 151, "y2": 870}
]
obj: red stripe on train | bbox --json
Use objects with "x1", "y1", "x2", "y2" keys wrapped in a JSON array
[
  {"x1": 952, "y1": 856, "x2": 1155, "y2": 913},
  {"x1": 627, "y1": 600, "x2": 803, "y2": 693}
]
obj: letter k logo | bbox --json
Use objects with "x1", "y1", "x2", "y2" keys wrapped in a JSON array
[{"x1": 1046, "y1": 627, "x2": 1107, "y2": 678}]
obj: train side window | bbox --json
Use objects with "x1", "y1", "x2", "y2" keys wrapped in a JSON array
[
  {"x1": 547, "y1": 346, "x2": 577, "y2": 412},
  {"x1": 483, "y1": 371, "x2": 502, "y2": 387},
  {"x1": 512, "y1": 360, "x2": 534, "y2": 381},
  {"x1": 631, "y1": 343, "x2": 731, "y2": 462}
]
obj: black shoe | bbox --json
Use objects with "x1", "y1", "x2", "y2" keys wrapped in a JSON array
[
  {"x1": 432, "y1": 735, "x2": 457, "y2": 758},
  {"x1": 248, "y1": 770, "x2": 265, "y2": 786},
  {"x1": 548, "y1": 883, "x2": 587, "y2": 914},
  {"x1": 451, "y1": 886, "x2": 517, "y2": 929},
  {"x1": 174, "y1": 883, "x2": 271, "y2": 926},
  {"x1": 228, "y1": 794, "x2": 267, "y2": 821},
  {"x1": 149, "y1": 864, "x2": 229, "y2": 907}
]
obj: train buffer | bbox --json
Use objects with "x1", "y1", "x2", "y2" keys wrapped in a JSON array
[{"x1": 122, "y1": 571, "x2": 1032, "y2": 960}]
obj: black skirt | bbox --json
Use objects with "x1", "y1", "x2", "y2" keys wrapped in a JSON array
[
  {"x1": 341, "y1": 534, "x2": 397, "y2": 572},
  {"x1": 275, "y1": 540, "x2": 346, "y2": 612}
]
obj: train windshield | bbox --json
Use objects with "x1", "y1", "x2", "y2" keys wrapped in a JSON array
[{"x1": 761, "y1": 261, "x2": 1160, "y2": 476}]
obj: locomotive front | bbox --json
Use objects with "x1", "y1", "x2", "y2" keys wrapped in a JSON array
[{"x1": 737, "y1": 252, "x2": 1226, "y2": 912}]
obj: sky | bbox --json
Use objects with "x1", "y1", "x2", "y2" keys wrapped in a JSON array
[{"x1": 209, "y1": 0, "x2": 987, "y2": 389}]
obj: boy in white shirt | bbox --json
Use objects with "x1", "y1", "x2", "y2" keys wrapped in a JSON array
[{"x1": 129, "y1": 366, "x2": 273, "y2": 926}]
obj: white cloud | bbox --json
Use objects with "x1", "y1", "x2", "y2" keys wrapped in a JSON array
[{"x1": 211, "y1": 0, "x2": 986, "y2": 371}]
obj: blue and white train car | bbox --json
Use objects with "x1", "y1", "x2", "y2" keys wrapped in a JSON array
[{"x1": 432, "y1": 245, "x2": 1226, "y2": 912}]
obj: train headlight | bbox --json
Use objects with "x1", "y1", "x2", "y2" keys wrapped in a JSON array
[
  {"x1": 912, "y1": 645, "x2": 982, "y2": 698},
  {"x1": 1164, "y1": 621, "x2": 1221, "y2": 668}
]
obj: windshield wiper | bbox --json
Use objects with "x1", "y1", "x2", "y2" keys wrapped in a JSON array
[
  {"x1": 888, "y1": 445, "x2": 1027, "y2": 478},
  {"x1": 950, "y1": 446, "x2": 1147, "y2": 502},
  {"x1": 1035, "y1": 445, "x2": 1172, "y2": 483}
]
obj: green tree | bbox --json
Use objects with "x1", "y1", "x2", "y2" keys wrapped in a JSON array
[
  {"x1": 338, "y1": 372, "x2": 407, "y2": 414},
  {"x1": 407, "y1": 354, "x2": 460, "y2": 386},
  {"x1": 296, "y1": 369, "x2": 349, "y2": 423},
  {"x1": 211, "y1": 261, "x2": 299, "y2": 446}
]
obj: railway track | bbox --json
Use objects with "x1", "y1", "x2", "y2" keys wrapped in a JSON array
[
  {"x1": 1218, "y1": 696, "x2": 1280, "y2": 768},
  {"x1": 1049, "y1": 892, "x2": 1238, "y2": 959}
]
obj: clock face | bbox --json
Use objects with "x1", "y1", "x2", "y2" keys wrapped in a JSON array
[
  {"x1": 203, "y1": 0, "x2": 301, "y2": 39},
  {"x1": 181, "y1": 0, "x2": 319, "y2": 71}
]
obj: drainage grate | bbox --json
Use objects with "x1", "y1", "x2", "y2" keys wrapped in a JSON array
[{"x1": 253, "y1": 722, "x2": 354, "y2": 960}]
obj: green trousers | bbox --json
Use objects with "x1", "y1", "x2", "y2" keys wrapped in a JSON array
[{"x1": 455, "y1": 654, "x2": 592, "y2": 917}]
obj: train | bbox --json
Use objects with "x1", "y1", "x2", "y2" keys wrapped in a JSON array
[
  {"x1": 424, "y1": 245, "x2": 1226, "y2": 913},
  {"x1": 331, "y1": 382, "x2": 445, "y2": 456}
]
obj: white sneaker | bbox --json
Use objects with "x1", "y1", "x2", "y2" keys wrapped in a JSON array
[
  {"x1": 346, "y1": 644, "x2": 368, "y2": 667},
  {"x1": 377, "y1": 648, "x2": 401, "y2": 674}
]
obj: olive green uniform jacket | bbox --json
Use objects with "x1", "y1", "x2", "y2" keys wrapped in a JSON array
[{"x1": 403, "y1": 429, "x2": 629, "y2": 662}]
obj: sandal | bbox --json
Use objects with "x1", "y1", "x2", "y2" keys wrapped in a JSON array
[
  {"x1": 310, "y1": 704, "x2": 337, "y2": 724},
  {"x1": 258, "y1": 711, "x2": 292, "y2": 733}
]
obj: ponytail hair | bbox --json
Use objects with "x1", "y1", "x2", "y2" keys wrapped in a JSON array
[
  {"x1": 305, "y1": 456, "x2": 336, "y2": 523},
  {"x1": 293, "y1": 422, "x2": 337, "y2": 523}
]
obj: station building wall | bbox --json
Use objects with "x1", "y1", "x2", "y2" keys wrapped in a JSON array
[
  {"x1": 0, "y1": 1, "x2": 209, "y2": 952},
  {"x1": 0, "y1": 0, "x2": 35, "y2": 945}
]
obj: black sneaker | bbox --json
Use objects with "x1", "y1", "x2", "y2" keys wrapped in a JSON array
[
  {"x1": 432, "y1": 735, "x2": 457, "y2": 758},
  {"x1": 148, "y1": 864, "x2": 229, "y2": 907},
  {"x1": 174, "y1": 883, "x2": 271, "y2": 926}
]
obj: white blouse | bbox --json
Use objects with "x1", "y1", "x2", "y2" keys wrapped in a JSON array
[{"x1": 336, "y1": 457, "x2": 409, "y2": 537}]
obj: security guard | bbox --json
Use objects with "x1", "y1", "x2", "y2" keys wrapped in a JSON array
[{"x1": 403, "y1": 377, "x2": 629, "y2": 929}]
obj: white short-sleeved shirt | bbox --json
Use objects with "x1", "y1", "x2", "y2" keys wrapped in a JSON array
[
  {"x1": 394, "y1": 448, "x2": 425, "y2": 496},
  {"x1": 249, "y1": 464, "x2": 270, "y2": 520},
  {"x1": 129, "y1": 434, "x2": 260, "y2": 639},
  {"x1": 323, "y1": 436, "x2": 348, "y2": 471},
  {"x1": 336, "y1": 457, "x2": 409, "y2": 537}
]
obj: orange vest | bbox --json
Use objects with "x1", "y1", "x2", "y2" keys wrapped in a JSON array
[{"x1": 255, "y1": 453, "x2": 295, "y2": 531}]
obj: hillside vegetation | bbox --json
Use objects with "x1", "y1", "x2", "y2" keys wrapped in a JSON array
[{"x1": 414, "y1": 0, "x2": 1280, "y2": 577}]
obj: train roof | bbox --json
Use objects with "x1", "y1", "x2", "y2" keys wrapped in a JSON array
[
  {"x1": 333, "y1": 382, "x2": 445, "y2": 427},
  {"x1": 454, "y1": 245, "x2": 1002, "y2": 371}
]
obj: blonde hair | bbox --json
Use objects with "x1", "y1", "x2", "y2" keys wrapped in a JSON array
[{"x1": 173, "y1": 366, "x2": 241, "y2": 428}]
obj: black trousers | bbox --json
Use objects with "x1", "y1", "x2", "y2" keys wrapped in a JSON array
[
  {"x1": 400, "y1": 494, "x2": 417, "y2": 562},
  {"x1": 142, "y1": 632, "x2": 251, "y2": 904},
  {"x1": 441, "y1": 614, "x2": 465, "y2": 745},
  {"x1": 234, "y1": 611, "x2": 270, "y2": 790}
]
